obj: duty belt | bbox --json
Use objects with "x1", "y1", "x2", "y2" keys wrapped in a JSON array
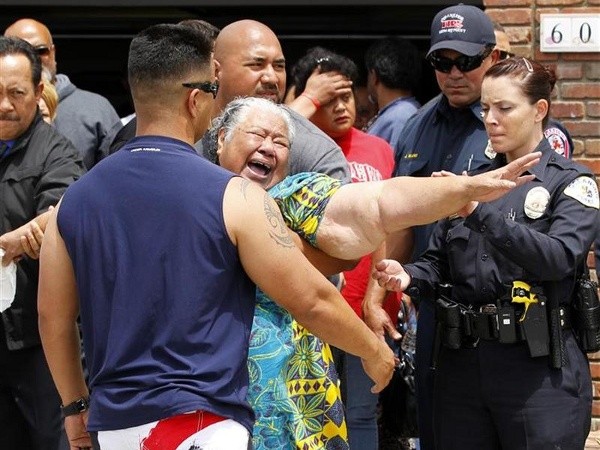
[{"x1": 435, "y1": 298, "x2": 571, "y2": 349}]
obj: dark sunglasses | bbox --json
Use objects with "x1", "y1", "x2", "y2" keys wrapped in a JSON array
[
  {"x1": 427, "y1": 47, "x2": 493, "y2": 74},
  {"x1": 34, "y1": 45, "x2": 51, "y2": 56},
  {"x1": 181, "y1": 81, "x2": 219, "y2": 99},
  {"x1": 498, "y1": 50, "x2": 515, "y2": 60}
]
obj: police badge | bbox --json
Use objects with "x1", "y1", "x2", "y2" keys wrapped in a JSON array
[
  {"x1": 484, "y1": 139, "x2": 496, "y2": 160},
  {"x1": 524, "y1": 186, "x2": 550, "y2": 219}
]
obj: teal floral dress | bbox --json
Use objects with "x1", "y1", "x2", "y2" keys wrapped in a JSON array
[{"x1": 248, "y1": 173, "x2": 349, "y2": 450}]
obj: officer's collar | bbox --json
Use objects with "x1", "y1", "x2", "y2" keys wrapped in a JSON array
[
  {"x1": 526, "y1": 139, "x2": 554, "y2": 182},
  {"x1": 488, "y1": 139, "x2": 551, "y2": 182}
]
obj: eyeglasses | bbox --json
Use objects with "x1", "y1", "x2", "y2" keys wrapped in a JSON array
[
  {"x1": 181, "y1": 81, "x2": 219, "y2": 99},
  {"x1": 427, "y1": 47, "x2": 493, "y2": 74},
  {"x1": 498, "y1": 50, "x2": 515, "y2": 60},
  {"x1": 34, "y1": 45, "x2": 51, "y2": 57}
]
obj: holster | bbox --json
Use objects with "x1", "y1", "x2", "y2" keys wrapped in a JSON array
[{"x1": 518, "y1": 291, "x2": 550, "y2": 359}]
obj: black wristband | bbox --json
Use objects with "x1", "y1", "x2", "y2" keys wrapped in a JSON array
[{"x1": 61, "y1": 397, "x2": 89, "y2": 417}]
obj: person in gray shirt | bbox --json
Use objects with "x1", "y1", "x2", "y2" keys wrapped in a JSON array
[{"x1": 197, "y1": 19, "x2": 350, "y2": 183}]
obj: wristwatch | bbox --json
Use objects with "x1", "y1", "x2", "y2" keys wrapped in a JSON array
[{"x1": 61, "y1": 396, "x2": 89, "y2": 417}]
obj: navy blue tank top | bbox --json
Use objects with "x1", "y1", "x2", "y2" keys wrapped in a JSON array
[{"x1": 58, "y1": 136, "x2": 256, "y2": 431}]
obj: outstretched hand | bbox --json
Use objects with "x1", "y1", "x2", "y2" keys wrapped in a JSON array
[
  {"x1": 468, "y1": 151, "x2": 540, "y2": 204},
  {"x1": 372, "y1": 259, "x2": 410, "y2": 292},
  {"x1": 495, "y1": 151, "x2": 541, "y2": 186}
]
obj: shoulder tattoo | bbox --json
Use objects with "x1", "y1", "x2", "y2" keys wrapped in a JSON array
[
  {"x1": 263, "y1": 193, "x2": 294, "y2": 248},
  {"x1": 239, "y1": 179, "x2": 250, "y2": 199}
]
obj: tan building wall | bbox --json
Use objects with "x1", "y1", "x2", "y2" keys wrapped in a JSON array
[{"x1": 484, "y1": 0, "x2": 600, "y2": 429}]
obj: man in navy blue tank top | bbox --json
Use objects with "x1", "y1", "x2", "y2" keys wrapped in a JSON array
[{"x1": 36, "y1": 24, "x2": 396, "y2": 450}]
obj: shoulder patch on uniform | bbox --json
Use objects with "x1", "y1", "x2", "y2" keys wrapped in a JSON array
[
  {"x1": 544, "y1": 127, "x2": 570, "y2": 158},
  {"x1": 563, "y1": 176, "x2": 599, "y2": 209}
]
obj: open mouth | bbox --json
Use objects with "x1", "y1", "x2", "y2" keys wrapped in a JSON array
[{"x1": 248, "y1": 159, "x2": 273, "y2": 177}]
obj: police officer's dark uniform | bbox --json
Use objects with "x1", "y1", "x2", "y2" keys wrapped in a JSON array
[
  {"x1": 394, "y1": 91, "x2": 495, "y2": 449},
  {"x1": 392, "y1": 5, "x2": 577, "y2": 446},
  {"x1": 402, "y1": 139, "x2": 598, "y2": 449},
  {"x1": 394, "y1": 88, "x2": 576, "y2": 448}
]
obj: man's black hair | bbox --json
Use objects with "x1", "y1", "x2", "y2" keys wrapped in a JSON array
[
  {"x1": 128, "y1": 23, "x2": 213, "y2": 89},
  {"x1": 177, "y1": 19, "x2": 220, "y2": 44},
  {"x1": 364, "y1": 37, "x2": 421, "y2": 92},
  {"x1": 0, "y1": 36, "x2": 42, "y2": 87}
]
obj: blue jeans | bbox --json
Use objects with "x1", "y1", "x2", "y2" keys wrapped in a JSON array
[{"x1": 334, "y1": 348, "x2": 378, "y2": 450}]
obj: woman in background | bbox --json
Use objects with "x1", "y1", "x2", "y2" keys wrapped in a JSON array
[{"x1": 39, "y1": 78, "x2": 58, "y2": 123}]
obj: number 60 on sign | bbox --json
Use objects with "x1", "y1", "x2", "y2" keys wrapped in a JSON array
[{"x1": 540, "y1": 14, "x2": 600, "y2": 53}]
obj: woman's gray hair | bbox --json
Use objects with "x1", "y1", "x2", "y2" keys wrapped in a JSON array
[{"x1": 205, "y1": 97, "x2": 295, "y2": 164}]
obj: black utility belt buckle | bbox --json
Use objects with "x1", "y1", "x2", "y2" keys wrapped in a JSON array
[{"x1": 480, "y1": 304, "x2": 497, "y2": 314}]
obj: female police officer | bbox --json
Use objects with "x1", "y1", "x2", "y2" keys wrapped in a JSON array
[{"x1": 372, "y1": 57, "x2": 599, "y2": 449}]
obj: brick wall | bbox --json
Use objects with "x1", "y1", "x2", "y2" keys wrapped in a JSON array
[{"x1": 484, "y1": 0, "x2": 600, "y2": 430}]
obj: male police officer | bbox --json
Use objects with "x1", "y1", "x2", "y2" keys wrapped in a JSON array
[{"x1": 370, "y1": 7, "x2": 499, "y2": 448}]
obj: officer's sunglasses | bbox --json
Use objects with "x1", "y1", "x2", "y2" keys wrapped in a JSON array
[
  {"x1": 427, "y1": 46, "x2": 494, "y2": 74},
  {"x1": 181, "y1": 81, "x2": 219, "y2": 99}
]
